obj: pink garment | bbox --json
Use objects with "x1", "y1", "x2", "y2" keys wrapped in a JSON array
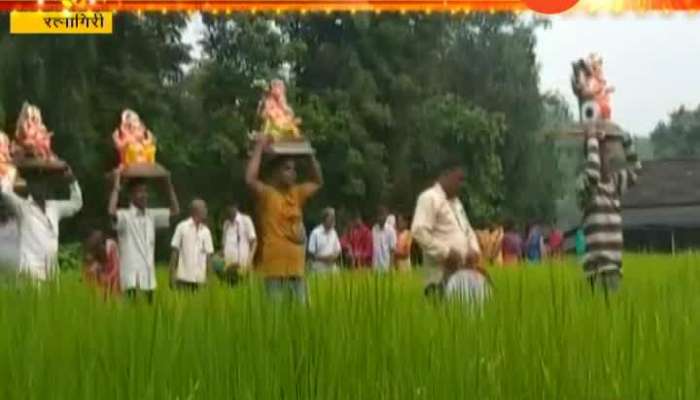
[
  {"x1": 548, "y1": 230, "x2": 564, "y2": 256},
  {"x1": 84, "y1": 239, "x2": 120, "y2": 296}
]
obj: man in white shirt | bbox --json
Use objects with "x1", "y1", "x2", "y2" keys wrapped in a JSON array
[
  {"x1": 308, "y1": 207, "x2": 341, "y2": 273},
  {"x1": 108, "y1": 171, "x2": 180, "y2": 302},
  {"x1": 0, "y1": 201, "x2": 18, "y2": 271},
  {"x1": 170, "y1": 199, "x2": 214, "y2": 291},
  {"x1": 0, "y1": 168, "x2": 83, "y2": 280},
  {"x1": 412, "y1": 158, "x2": 488, "y2": 301},
  {"x1": 372, "y1": 205, "x2": 397, "y2": 272},
  {"x1": 385, "y1": 213, "x2": 396, "y2": 231},
  {"x1": 221, "y1": 204, "x2": 257, "y2": 273}
]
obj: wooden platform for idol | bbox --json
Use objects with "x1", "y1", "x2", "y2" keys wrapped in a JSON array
[
  {"x1": 548, "y1": 121, "x2": 626, "y2": 141},
  {"x1": 267, "y1": 140, "x2": 315, "y2": 155},
  {"x1": 14, "y1": 177, "x2": 27, "y2": 190},
  {"x1": 107, "y1": 163, "x2": 170, "y2": 180},
  {"x1": 15, "y1": 157, "x2": 68, "y2": 177}
]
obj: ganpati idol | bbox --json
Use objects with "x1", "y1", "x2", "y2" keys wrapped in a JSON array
[
  {"x1": 112, "y1": 109, "x2": 156, "y2": 168},
  {"x1": 571, "y1": 53, "x2": 615, "y2": 121},
  {"x1": 0, "y1": 132, "x2": 17, "y2": 191},
  {"x1": 15, "y1": 102, "x2": 55, "y2": 160},
  {"x1": 258, "y1": 79, "x2": 302, "y2": 140}
]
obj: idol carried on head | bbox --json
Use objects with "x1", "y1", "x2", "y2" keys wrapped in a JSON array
[
  {"x1": 252, "y1": 79, "x2": 313, "y2": 155},
  {"x1": 15, "y1": 102, "x2": 55, "y2": 161},
  {"x1": 109, "y1": 109, "x2": 167, "y2": 179},
  {"x1": 571, "y1": 53, "x2": 615, "y2": 123},
  {"x1": 0, "y1": 131, "x2": 18, "y2": 191},
  {"x1": 258, "y1": 79, "x2": 302, "y2": 141},
  {"x1": 113, "y1": 109, "x2": 157, "y2": 169}
]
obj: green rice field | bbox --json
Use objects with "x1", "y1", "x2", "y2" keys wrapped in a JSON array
[{"x1": 0, "y1": 254, "x2": 698, "y2": 399}]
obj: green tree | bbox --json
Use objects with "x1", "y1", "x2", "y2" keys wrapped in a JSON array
[
  {"x1": 0, "y1": 14, "x2": 191, "y2": 241},
  {"x1": 0, "y1": 13, "x2": 567, "y2": 247},
  {"x1": 441, "y1": 14, "x2": 557, "y2": 223},
  {"x1": 651, "y1": 104, "x2": 700, "y2": 158},
  {"x1": 283, "y1": 14, "x2": 508, "y2": 224}
]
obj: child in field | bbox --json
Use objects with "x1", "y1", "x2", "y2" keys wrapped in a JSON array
[
  {"x1": 83, "y1": 229, "x2": 120, "y2": 296},
  {"x1": 579, "y1": 130, "x2": 641, "y2": 292}
]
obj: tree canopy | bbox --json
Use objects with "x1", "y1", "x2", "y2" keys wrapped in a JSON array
[
  {"x1": 0, "y1": 13, "x2": 567, "y2": 243},
  {"x1": 651, "y1": 104, "x2": 700, "y2": 159}
]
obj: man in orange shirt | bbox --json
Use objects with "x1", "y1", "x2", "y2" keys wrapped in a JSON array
[{"x1": 246, "y1": 134, "x2": 323, "y2": 302}]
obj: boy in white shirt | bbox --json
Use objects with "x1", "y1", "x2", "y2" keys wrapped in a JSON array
[
  {"x1": 170, "y1": 199, "x2": 214, "y2": 291},
  {"x1": 108, "y1": 172, "x2": 180, "y2": 302}
]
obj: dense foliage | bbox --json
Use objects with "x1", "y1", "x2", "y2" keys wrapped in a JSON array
[
  {"x1": 651, "y1": 103, "x2": 700, "y2": 158},
  {"x1": 0, "y1": 13, "x2": 565, "y2": 242}
]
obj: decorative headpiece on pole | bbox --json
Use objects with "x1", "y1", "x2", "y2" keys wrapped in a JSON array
[{"x1": 571, "y1": 53, "x2": 614, "y2": 124}]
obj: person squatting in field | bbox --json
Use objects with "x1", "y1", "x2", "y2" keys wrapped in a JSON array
[
  {"x1": 579, "y1": 128, "x2": 641, "y2": 292},
  {"x1": 246, "y1": 133, "x2": 323, "y2": 302},
  {"x1": 411, "y1": 157, "x2": 490, "y2": 303}
]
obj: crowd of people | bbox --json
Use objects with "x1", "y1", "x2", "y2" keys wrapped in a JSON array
[{"x1": 0, "y1": 127, "x2": 640, "y2": 303}]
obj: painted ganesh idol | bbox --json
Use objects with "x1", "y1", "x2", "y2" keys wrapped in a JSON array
[
  {"x1": 252, "y1": 79, "x2": 314, "y2": 155},
  {"x1": 112, "y1": 109, "x2": 157, "y2": 169},
  {"x1": 571, "y1": 53, "x2": 615, "y2": 123},
  {"x1": 258, "y1": 79, "x2": 302, "y2": 141},
  {"x1": 15, "y1": 102, "x2": 55, "y2": 161}
]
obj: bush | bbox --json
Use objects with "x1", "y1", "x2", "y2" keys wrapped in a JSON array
[{"x1": 58, "y1": 243, "x2": 82, "y2": 271}]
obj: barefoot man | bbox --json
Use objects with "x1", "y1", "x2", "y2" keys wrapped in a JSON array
[{"x1": 411, "y1": 158, "x2": 488, "y2": 302}]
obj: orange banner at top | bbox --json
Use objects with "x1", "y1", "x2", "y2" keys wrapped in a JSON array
[{"x1": 0, "y1": 0, "x2": 699, "y2": 14}]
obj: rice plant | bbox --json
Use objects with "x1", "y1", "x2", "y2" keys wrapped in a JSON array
[{"x1": 0, "y1": 254, "x2": 697, "y2": 399}]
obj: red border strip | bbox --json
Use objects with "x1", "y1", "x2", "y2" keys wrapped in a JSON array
[{"x1": 1, "y1": 0, "x2": 699, "y2": 11}]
